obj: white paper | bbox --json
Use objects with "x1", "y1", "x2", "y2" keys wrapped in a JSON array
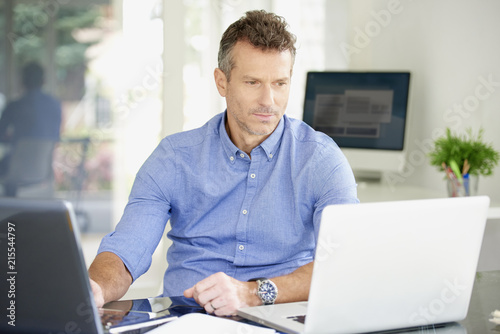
[
  {"x1": 490, "y1": 309, "x2": 500, "y2": 324},
  {"x1": 147, "y1": 312, "x2": 276, "y2": 334}
]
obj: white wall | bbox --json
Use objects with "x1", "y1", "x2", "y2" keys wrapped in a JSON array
[
  {"x1": 159, "y1": 0, "x2": 500, "y2": 203},
  {"x1": 338, "y1": 0, "x2": 500, "y2": 204}
]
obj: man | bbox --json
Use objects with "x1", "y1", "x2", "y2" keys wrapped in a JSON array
[
  {"x1": 0, "y1": 62, "x2": 62, "y2": 175},
  {"x1": 89, "y1": 10, "x2": 358, "y2": 316}
]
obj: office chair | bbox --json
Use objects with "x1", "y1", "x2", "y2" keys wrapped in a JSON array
[{"x1": 0, "y1": 138, "x2": 57, "y2": 197}]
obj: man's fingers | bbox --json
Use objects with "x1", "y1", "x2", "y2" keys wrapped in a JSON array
[
  {"x1": 183, "y1": 286, "x2": 194, "y2": 298},
  {"x1": 193, "y1": 272, "x2": 222, "y2": 292},
  {"x1": 193, "y1": 283, "x2": 221, "y2": 307},
  {"x1": 89, "y1": 279, "x2": 105, "y2": 308},
  {"x1": 213, "y1": 304, "x2": 236, "y2": 317},
  {"x1": 203, "y1": 301, "x2": 216, "y2": 314},
  {"x1": 185, "y1": 273, "x2": 223, "y2": 302},
  {"x1": 184, "y1": 272, "x2": 246, "y2": 316}
]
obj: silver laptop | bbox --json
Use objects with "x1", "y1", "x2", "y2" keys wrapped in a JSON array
[
  {"x1": 0, "y1": 198, "x2": 176, "y2": 333},
  {"x1": 238, "y1": 196, "x2": 490, "y2": 334}
]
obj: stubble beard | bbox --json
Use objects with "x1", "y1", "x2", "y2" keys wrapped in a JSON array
[{"x1": 231, "y1": 106, "x2": 280, "y2": 137}]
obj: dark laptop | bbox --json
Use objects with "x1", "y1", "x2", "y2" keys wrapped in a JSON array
[{"x1": 0, "y1": 198, "x2": 176, "y2": 333}]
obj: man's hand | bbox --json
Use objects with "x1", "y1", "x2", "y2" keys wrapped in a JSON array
[
  {"x1": 88, "y1": 252, "x2": 133, "y2": 307},
  {"x1": 89, "y1": 278, "x2": 105, "y2": 308},
  {"x1": 183, "y1": 272, "x2": 261, "y2": 316}
]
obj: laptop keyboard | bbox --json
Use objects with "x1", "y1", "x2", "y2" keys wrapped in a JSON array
[{"x1": 287, "y1": 315, "x2": 306, "y2": 324}]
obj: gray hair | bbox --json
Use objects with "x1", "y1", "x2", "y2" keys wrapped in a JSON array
[{"x1": 218, "y1": 10, "x2": 297, "y2": 81}]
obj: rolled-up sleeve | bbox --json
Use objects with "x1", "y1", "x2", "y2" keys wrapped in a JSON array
[{"x1": 97, "y1": 139, "x2": 175, "y2": 282}]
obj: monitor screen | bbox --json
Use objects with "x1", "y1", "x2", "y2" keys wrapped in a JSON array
[{"x1": 302, "y1": 71, "x2": 411, "y2": 151}]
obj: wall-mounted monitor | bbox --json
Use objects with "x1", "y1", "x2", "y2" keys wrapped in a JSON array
[{"x1": 302, "y1": 71, "x2": 411, "y2": 181}]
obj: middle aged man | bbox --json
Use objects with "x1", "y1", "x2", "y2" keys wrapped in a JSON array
[{"x1": 89, "y1": 10, "x2": 358, "y2": 317}]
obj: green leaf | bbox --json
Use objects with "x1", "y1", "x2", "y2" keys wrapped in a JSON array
[{"x1": 429, "y1": 128, "x2": 500, "y2": 177}]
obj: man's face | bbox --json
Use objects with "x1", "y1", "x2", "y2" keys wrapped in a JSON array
[{"x1": 215, "y1": 41, "x2": 293, "y2": 146}]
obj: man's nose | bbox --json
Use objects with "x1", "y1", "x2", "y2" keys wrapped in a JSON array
[{"x1": 258, "y1": 85, "x2": 274, "y2": 107}]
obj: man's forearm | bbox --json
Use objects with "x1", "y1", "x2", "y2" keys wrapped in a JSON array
[
  {"x1": 88, "y1": 251, "x2": 133, "y2": 306},
  {"x1": 184, "y1": 261, "x2": 314, "y2": 316},
  {"x1": 272, "y1": 261, "x2": 313, "y2": 303}
]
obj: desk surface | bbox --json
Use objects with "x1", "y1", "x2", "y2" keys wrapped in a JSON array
[
  {"x1": 460, "y1": 270, "x2": 500, "y2": 332},
  {"x1": 357, "y1": 182, "x2": 500, "y2": 219},
  {"x1": 109, "y1": 270, "x2": 500, "y2": 333}
]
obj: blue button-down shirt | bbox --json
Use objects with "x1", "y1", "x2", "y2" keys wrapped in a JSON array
[{"x1": 98, "y1": 112, "x2": 358, "y2": 296}]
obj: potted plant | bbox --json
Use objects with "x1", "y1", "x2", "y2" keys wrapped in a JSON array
[{"x1": 428, "y1": 128, "x2": 499, "y2": 196}]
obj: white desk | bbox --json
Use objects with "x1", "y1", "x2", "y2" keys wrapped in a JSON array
[{"x1": 356, "y1": 182, "x2": 500, "y2": 220}]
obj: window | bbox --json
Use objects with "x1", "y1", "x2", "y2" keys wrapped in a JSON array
[{"x1": 1, "y1": 0, "x2": 335, "y2": 233}]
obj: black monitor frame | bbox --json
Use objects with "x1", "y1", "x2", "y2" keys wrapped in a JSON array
[{"x1": 302, "y1": 71, "x2": 411, "y2": 152}]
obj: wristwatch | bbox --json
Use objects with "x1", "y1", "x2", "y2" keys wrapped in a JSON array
[{"x1": 252, "y1": 278, "x2": 278, "y2": 305}]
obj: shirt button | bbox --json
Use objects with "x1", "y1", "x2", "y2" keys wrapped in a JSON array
[
  {"x1": 238, "y1": 245, "x2": 245, "y2": 251},
  {"x1": 250, "y1": 173, "x2": 256, "y2": 178},
  {"x1": 269, "y1": 154, "x2": 273, "y2": 158},
  {"x1": 242, "y1": 209, "x2": 248, "y2": 215},
  {"x1": 240, "y1": 153, "x2": 245, "y2": 158},
  {"x1": 230, "y1": 156, "x2": 234, "y2": 161}
]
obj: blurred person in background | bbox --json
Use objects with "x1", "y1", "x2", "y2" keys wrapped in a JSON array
[{"x1": 0, "y1": 62, "x2": 62, "y2": 176}]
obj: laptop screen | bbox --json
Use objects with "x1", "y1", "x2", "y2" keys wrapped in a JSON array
[{"x1": 0, "y1": 198, "x2": 103, "y2": 333}]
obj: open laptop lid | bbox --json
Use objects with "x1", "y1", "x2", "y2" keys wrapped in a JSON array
[
  {"x1": 306, "y1": 196, "x2": 489, "y2": 333},
  {"x1": 238, "y1": 196, "x2": 489, "y2": 334},
  {"x1": 0, "y1": 198, "x2": 104, "y2": 333}
]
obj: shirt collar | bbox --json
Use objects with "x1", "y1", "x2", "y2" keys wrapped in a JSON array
[
  {"x1": 259, "y1": 114, "x2": 284, "y2": 161},
  {"x1": 219, "y1": 112, "x2": 239, "y2": 164},
  {"x1": 219, "y1": 111, "x2": 285, "y2": 163}
]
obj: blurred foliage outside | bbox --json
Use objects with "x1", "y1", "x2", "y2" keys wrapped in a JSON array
[{"x1": 6, "y1": 3, "x2": 113, "y2": 192}]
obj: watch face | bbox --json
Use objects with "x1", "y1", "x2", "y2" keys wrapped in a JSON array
[{"x1": 259, "y1": 281, "x2": 277, "y2": 304}]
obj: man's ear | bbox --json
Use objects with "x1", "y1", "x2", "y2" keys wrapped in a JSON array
[{"x1": 214, "y1": 68, "x2": 228, "y2": 97}]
